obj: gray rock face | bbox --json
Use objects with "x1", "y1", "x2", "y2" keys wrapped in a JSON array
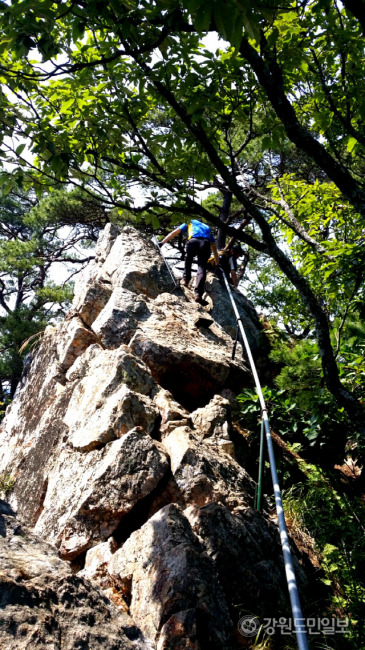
[
  {"x1": 185, "y1": 502, "x2": 309, "y2": 620},
  {"x1": 162, "y1": 426, "x2": 254, "y2": 509},
  {"x1": 71, "y1": 223, "x2": 118, "y2": 326},
  {"x1": 101, "y1": 228, "x2": 174, "y2": 299},
  {"x1": 205, "y1": 275, "x2": 268, "y2": 359},
  {"x1": 108, "y1": 504, "x2": 233, "y2": 650},
  {"x1": 0, "y1": 225, "x2": 310, "y2": 649},
  {"x1": 64, "y1": 346, "x2": 159, "y2": 451},
  {"x1": 93, "y1": 288, "x2": 150, "y2": 348},
  {"x1": 128, "y1": 292, "x2": 251, "y2": 411},
  {"x1": 0, "y1": 500, "x2": 152, "y2": 650},
  {"x1": 34, "y1": 429, "x2": 169, "y2": 560},
  {"x1": 191, "y1": 395, "x2": 234, "y2": 456}
]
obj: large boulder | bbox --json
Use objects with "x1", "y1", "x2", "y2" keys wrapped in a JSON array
[
  {"x1": 0, "y1": 225, "x2": 311, "y2": 649},
  {"x1": 0, "y1": 500, "x2": 152, "y2": 650},
  {"x1": 64, "y1": 346, "x2": 159, "y2": 451},
  {"x1": 34, "y1": 429, "x2": 169, "y2": 560},
  {"x1": 128, "y1": 293, "x2": 252, "y2": 411},
  {"x1": 185, "y1": 502, "x2": 308, "y2": 621},
  {"x1": 161, "y1": 426, "x2": 255, "y2": 509},
  {"x1": 191, "y1": 394, "x2": 234, "y2": 456},
  {"x1": 205, "y1": 275, "x2": 267, "y2": 358},
  {"x1": 108, "y1": 504, "x2": 233, "y2": 650}
]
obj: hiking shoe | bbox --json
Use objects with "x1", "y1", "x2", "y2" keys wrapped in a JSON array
[{"x1": 194, "y1": 295, "x2": 208, "y2": 306}]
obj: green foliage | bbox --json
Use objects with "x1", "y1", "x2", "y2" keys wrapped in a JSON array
[
  {"x1": 245, "y1": 172, "x2": 364, "y2": 352},
  {"x1": 244, "y1": 258, "x2": 313, "y2": 336},
  {"x1": 237, "y1": 326, "x2": 364, "y2": 463},
  {"x1": 282, "y1": 469, "x2": 365, "y2": 647},
  {"x1": 335, "y1": 316, "x2": 365, "y2": 398},
  {"x1": 238, "y1": 378, "x2": 365, "y2": 645},
  {"x1": 267, "y1": 176, "x2": 365, "y2": 308},
  {"x1": 0, "y1": 0, "x2": 363, "y2": 214},
  {"x1": 238, "y1": 325, "x2": 364, "y2": 645},
  {"x1": 237, "y1": 384, "x2": 344, "y2": 453},
  {"x1": 0, "y1": 188, "x2": 99, "y2": 399},
  {"x1": 0, "y1": 473, "x2": 16, "y2": 493},
  {"x1": 270, "y1": 339, "x2": 323, "y2": 406},
  {"x1": 0, "y1": 1, "x2": 359, "y2": 200},
  {"x1": 0, "y1": 308, "x2": 50, "y2": 398}
]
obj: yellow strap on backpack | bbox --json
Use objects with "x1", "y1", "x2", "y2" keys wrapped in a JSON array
[
  {"x1": 207, "y1": 254, "x2": 215, "y2": 270},
  {"x1": 207, "y1": 249, "x2": 227, "y2": 270}
]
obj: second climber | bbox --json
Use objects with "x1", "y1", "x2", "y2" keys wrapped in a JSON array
[{"x1": 160, "y1": 219, "x2": 219, "y2": 304}]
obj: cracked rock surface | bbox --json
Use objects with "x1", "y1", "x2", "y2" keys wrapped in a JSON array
[
  {"x1": 0, "y1": 500, "x2": 153, "y2": 650},
  {"x1": 0, "y1": 225, "x2": 310, "y2": 649}
]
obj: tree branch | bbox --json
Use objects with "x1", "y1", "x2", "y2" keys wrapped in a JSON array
[{"x1": 238, "y1": 34, "x2": 365, "y2": 216}]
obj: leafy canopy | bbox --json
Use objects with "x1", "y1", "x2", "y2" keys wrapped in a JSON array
[
  {"x1": 0, "y1": 0, "x2": 364, "y2": 432},
  {"x1": 0, "y1": 187, "x2": 103, "y2": 398}
]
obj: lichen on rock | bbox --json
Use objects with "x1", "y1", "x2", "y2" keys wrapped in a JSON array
[{"x1": 0, "y1": 500, "x2": 153, "y2": 650}]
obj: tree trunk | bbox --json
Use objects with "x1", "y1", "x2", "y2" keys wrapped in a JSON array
[
  {"x1": 239, "y1": 36, "x2": 365, "y2": 217},
  {"x1": 136, "y1": 56, "x2": 365, "y2": 435},
  {"x1": 216, "y1": 191, "x2": 233, "y2": 250}
]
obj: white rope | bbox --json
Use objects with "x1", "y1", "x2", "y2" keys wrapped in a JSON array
[{"x1": 220, "y1": 271, "x2": 309, "y2": 650}]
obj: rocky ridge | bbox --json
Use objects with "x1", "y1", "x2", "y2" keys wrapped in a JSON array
[{"x1": 0, "y1": 225, "x2": 309, "y2": 649}]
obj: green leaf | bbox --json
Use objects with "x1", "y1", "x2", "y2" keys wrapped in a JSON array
[
  {"x1": 15, "y1": 143, "x2": 26, "y2": 156},
  {"x1": 347, "y1": 137, "x2": 357, "y2": 153},
  {"x1": 60, "y1": 98, "x2": 75, "y2": 114},
  {"x1": 300, "y1": 60, "x2": 309, "y2": 73}
]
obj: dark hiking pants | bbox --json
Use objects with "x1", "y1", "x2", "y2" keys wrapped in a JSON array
[
  {"x1": 219, "y1": 257, "x2": 234, "y2": 285},
  {"x1": 184, "y1": 237, "x2": 211, "y2": 298}
]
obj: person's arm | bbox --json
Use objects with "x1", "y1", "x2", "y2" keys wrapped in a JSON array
[
  {"x1": 160, "y1": 227, "x2": 181, "y2": 246},
  {"x1": 211, "y1": 242, "x2": 219, "y2": 266},
  {"x1": 231, "y1": 269, "x2": 238, "y2": 288},
  {"x1": 229, "y1": 255, "x2": 238, "y2": 287}
]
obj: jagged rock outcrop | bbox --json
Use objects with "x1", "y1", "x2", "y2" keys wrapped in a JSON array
[
  {"x1": 0, "y1": 225, "x2": 309, "y2": 649},
  {"x1": 191, "y1": 394, "x2": 234, "y2": 456},
  {"x1": 109, "y1": 503, "x2": 233, "y2": 650},
  {"x1": 0, "y1": 500, "x2": 152, "y2": 649}
]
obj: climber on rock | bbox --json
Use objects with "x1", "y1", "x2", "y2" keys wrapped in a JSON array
[
  {"x1": 160, "y1": 220, "x2": 219, "y2": 305},
  {"x1": 206, "y1": 243, "x2": 244, "y2": 288},
  {"x1": 217, "y1": 244, "x2": 244, "y2": 288}
]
